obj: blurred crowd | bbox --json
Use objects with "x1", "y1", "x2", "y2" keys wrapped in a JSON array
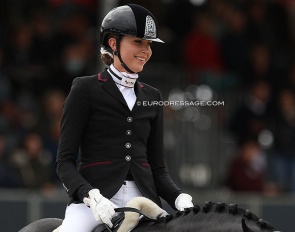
[
  {"x1": 1, "y1": 0, "x2": 295, "y2": 196},
  {"x1": 0, "y1": 0, "x2": 97, "y2": 192}
]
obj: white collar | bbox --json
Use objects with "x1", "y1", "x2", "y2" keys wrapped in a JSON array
[{"x1": 108, "y1": 64, "x2": 138, "y2": 88}]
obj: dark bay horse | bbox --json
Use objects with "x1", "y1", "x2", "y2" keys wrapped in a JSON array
[
  {"x1": 19, "y1": 199, "x2": 279, "y2": 232},
  {"x1": 129, "y1": 201, "x2": 278, "y2": 232}
]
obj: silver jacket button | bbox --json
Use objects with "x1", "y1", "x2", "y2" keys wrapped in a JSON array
[
  {"x1": 125, "y1": 155, "x2": 131, "y2": 161},
  {"x1": 127, "y1": 117, "x2": 133, "y2": 122},
  {"x1": 126, "y1": 130, "x2": 132, "y2": 135},
  {"x1": 125, "y1": 143, "x2": 131, "y2": 148}
]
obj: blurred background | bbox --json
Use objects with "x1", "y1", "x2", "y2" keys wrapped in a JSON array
[{"x1": 1, "y1": 0, "x2": 295, "y2": 231}]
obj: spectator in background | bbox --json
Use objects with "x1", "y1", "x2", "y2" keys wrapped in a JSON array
[
  {"x1": 229, "y1": 80, "x2": 271, "y2": 143},
  {"x1": 6, "y1": 22, "x2": 51, "y2": 97},
  {"x1": 57, "y1": 37, "x2": 96, "y2": 93},
  {"x1": 51, "y1": 7, "x2": 97, "y2": 93},
  {"x1": 0, "y1": 46, "x2": 11, "y2": 103},
  {"x1": 0, "y1": 100, "x2": 24, "y2": 150},
  {"x1": 219, "y1": 3, "x2": 251, "y2": 84},
  {"x1": 164, "y1": 0, "x2": 197, "y2": 64},
  {"x1": 182, "y1": 9, "x2": 244, "y2": 93},
  {"x1": 183, "y1": 12, "x2": 224, "y2": 74},
  {"x1": 243, "y1": 0, "x2": 292, "y2": 74},
  {"x1": 0, "y1": 133, "x2": 22, "y2": 188},
  {"x1": 284, "y1": 61, "x2": 295, "y2": 93},
  {"x1": 227, "y1": 138, "x2": 267, "y2": 193},
  {"x1": 29, "y1": 7, "x2": 56, "y2": 92},
  {"x1": 38, "y1": 89, "x2": 65, "y2": 182},
  {"x1": 267, "y1": 88, "x2": 295, "y2": 193},
  {"x1": 244, "y1": 43, "x2": 275, "y2": 87},
  {"x1": 245, "y1": 0, "x2": 274, "y2": 47},
  {"x1": 52, "y1": 4, "x2": 93, "y2": 52},
  {"x1": 10, "y1": 131, "x2": 55, "y2": 192}
]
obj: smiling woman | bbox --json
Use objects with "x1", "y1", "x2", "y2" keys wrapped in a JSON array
[{"x1": 54, "y1": 3, "x2": 194, "y2": 232}]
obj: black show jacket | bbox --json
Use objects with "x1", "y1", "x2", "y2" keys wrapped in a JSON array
[{"x1": 56, "y1": 69, "x2": 182, "y2": 209}]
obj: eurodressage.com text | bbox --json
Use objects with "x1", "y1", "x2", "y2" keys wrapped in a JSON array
[{"x1": 138, "y1": 100, "x2": 225, "y2": 107}]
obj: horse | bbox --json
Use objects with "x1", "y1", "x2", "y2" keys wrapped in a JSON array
[{"x1": 19, "y1": 197, "x2": 280, "y2": 232}]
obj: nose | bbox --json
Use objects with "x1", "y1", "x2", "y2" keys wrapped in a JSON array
[{"x1": 142, "y1": 45, "x2": 151, "y2": 54}]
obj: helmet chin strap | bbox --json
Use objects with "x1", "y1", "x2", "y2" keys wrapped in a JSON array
[{"x1": 114, "y1": 34, "x2": 136, "y2": 74}]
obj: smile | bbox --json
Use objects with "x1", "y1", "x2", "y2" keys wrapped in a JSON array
[{"x1": 135, "y1": 56, "x2": 146, "y2": 62}]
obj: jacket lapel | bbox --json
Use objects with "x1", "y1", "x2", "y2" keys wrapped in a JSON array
[
  {"x1": 98, "y1": 69, "x2": 147, "y2": 112},
  {"x1": 99, "y1": 70, "x2": 128, "y2": 108},
  {"x1": 132, "y1": 81, "x2": 146, "y2": 113}
]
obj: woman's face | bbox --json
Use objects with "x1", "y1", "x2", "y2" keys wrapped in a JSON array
[{"x1": 110, "y1": 35, "x2": 152, "y2": 73}]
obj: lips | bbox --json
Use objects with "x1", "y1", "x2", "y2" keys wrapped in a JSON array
[{"x1": 135, "y1": 56, "x2": 146, "y2": 62}]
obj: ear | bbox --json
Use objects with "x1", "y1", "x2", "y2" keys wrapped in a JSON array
[
  {"x1": 242, "y1": 218, "x2": 254, "y2": 232},
  {"x1": 108, "y1": 37, "x2": 117, "y2": 52}
]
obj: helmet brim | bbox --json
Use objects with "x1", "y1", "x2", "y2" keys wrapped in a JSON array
[
  {"x1": 148, "y1": 38, "x2": 164, "y2": 43},
  {"x1": 123, "y1": 33, "x2": 165, "y2": 43}
]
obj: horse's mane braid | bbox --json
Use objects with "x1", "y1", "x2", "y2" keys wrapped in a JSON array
[
  {"x1": 202, "y1": 201, "x2": 213, "y2": 213},
  {"x1": 258, "y1": 219, "x2": 274, "y2": 230},
  {"x1": 215, "y1": 202, "x2": 227, "y2": 212},
  {"x1": 244, "y1": 209, "x2": 259, "y2": 221},
  {"x1": 155, "y1": 201, "x2": 275, "y2": 231},
  {"x1": 192, "y1": 205, "x2": 201, "y2": 214}
]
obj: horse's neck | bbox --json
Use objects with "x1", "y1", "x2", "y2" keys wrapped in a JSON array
[{"x1": 132, "y1": 202, "x2": 275, "y2": 232}]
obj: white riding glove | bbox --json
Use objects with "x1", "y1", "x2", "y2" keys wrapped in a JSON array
[
  {"x1": 83, "y1": 189, "x2": 117, "y2": 228},
  {"x1": 175, "y1": 193, "x2": 194, "y2": 211}
]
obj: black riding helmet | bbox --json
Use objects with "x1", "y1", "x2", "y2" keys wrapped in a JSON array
[{"x1": 100, "y1": 4, "x2": 164, "y2": 73}]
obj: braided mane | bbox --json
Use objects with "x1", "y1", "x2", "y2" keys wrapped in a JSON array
[
  {"x1": 131, "y1": 201, "x2": 276, "y2": 232},
  {"x1": 18, "y1": 199, "x2": 279, "y2": 232}
]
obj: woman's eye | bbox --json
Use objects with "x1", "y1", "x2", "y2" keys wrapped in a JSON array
[{"x1": 133, "y1": 40, "x2": 152, "y2": 48}]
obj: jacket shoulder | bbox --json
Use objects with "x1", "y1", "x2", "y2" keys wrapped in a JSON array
[
  {"x1": 139, "y1": 81, "x2": 160, "y2": 93},
  {"x1": 74, "y1": 75, "x2": 98, "y2": 83},
  {"x1": 71, "y1": 74, "x2": 103, "y2": 90}
]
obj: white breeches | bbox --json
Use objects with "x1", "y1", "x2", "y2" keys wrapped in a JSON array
[{"x1": 59, "y1": 181, "x2": 142, "y2": 232}]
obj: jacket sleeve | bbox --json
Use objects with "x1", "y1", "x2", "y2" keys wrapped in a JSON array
[
  {"x1": 147, "y1": 90, "x2": 182, "y2": 209},
  {"x1": 55, "y1": 77, "x2": 93, "y2": 201}
]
